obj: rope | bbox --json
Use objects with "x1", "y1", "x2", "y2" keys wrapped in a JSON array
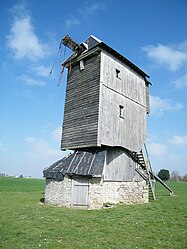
[
  {"x1": 69, "y1": 38, "x2": 73, "y2": 74},
  {"x1": 58, "y1": 46, "x2": 66, "y2": 86},
  {"x1": 49, "y1": 41, "x2": 62, "y2": 75}
]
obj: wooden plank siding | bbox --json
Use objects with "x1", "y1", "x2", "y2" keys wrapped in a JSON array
[
  {"x1": 61, "y1": 54, "x2": 101, "y2": 149},
  {"x1": 98, "y1": 51, "x2": 147, "y2": 152},
  {"x1": 100, "y1": 51, "x2": 146, "y2": 107},
  {"x1": 71, "y1": 178, "x2": 89, "y2": 208},
  {"x1": 104, "y1": 147, "x2": 143, "y2": 181},
  {"x1": 145, "y1": 82, "x2": 150, "y2": 114},
  {"x1": 61, "y1": 47, "x2": 148, "y2": 152}
]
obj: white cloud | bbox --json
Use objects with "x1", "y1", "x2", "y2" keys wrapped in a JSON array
[
  {"x1": 146, "y1": 133, "x2": 159, "y2": 143},
  {"x1": 143, "y1": 41, "x2": 187, "y2": 71},
  {"x1": 10, "y1": 2, "x2": 28, "y2": 18},
  {"x1": 33, "y1": 65, "x2": 50, "y2": 77},
  {"x1": 32, "y1": 139, "x2": 60, "y2": 157},
  {"x1": 146, "y1": 135, "x2": 187, "y2": 175},
  {"x1": 51, "y1": 126, "x2": 62, "y2": 141},
  {"x1": 150, "y1": 95, "x2": 183, "y2": 116},
  {"x1": 80, "y1": 2, "x2": 105, "y2": 15},
  {"x1": 65, "y1": 2, "x2": 105, "y2": 29},
  {"x1": 147, "y1": 142, "x2": 167, "y2": 156},
  {"x1": 26, "y1": 138, "x2": 62, "y2": 159},
  {"x1": 64, "y1": 17, "x2": 80, "y2": 29},
  {"x1": 21, "y1": 74, "x2": 45, "y2": 87},
  {"x1": 25, "y1": 137, "x2": 36, "y2": 143},
  {"x1": 7, "y1": 3, "x2": 48, "y2": 61},
  {"x1": 173, "y1": 73, "x2": 187, "y2": 88},
  {"x1": 169, "y1": 135, "x2": 187, "y2": 146},
  {"x1": 22, "y1": 136, "x2": 69, "y2": 177}
]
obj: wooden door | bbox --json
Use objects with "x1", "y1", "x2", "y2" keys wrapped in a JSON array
[{"x1": 71, "y1": 178, "x2": 89, "y2": 208}]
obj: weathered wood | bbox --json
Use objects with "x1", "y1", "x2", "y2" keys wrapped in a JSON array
[
  {"x1": 100, "y1": 51, "x2": 146, "y2": 106},
  {"x1": 44, "y1": 36, "x2": 152, "y2": 209},
  {"x1": 96, "y1": 50, "x2": 147, "y2": 152},
  {"x1": 104, "y1": 147, "x2": 142, "y2": 181},
  {"x1": 98, "y1": 85, "x2": 146, "y2": 151},
  {"x1": 61, "y1": 43, "x2": 148, "y2": 152},
  {"x1": 71, "y1": 178, "x2": 89, "y2": 208},
  {"x1": 145, "y1": 82, "x2": 150, "y2": 114},
  {"x1": 61, "y1": 54, "x2": 101, "y2": 149}
]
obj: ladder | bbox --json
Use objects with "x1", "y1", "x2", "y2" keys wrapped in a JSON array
[{"x1": 125, "y1": 144, "x2": 174, "y2": 200}]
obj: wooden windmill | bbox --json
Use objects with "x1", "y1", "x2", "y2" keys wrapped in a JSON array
[{"x1": 43, "y1": 35, "x2": 173, "y2": 209}]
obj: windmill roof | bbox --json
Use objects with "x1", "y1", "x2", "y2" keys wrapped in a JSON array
[{"x1": 43, "y1": 147, "x2": 106, "y2": 180}]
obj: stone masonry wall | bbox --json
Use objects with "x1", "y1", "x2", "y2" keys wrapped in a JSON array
[
  {"x1": 44, "y1": 177, "x2": 148, "y2": 209},
  {"x1": 89, "y1": 178, "x2": 103, "y2": 209},
  {"x1": 44, "y1": 177, "x2": 71, "y2": 207},
  {"x1": 102, "y1": 180, "x2": 148, "y2": 205},
  {"x1": 89, "y1": 178, "x2": 148, "y2": 209}
]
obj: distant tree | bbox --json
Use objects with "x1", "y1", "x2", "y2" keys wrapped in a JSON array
[
  {"x1": 182, "y1": 174, "x2": 187, "y2": 182},
  {"x1": 158, "y1": 169, "x2": 170, "y2": 181},
  {"x1": 170, "y1": 171, "x2": 180, "y2": 182},
  {"x1": 19, "y1": 174, "x2": 23, "y2": 178}
]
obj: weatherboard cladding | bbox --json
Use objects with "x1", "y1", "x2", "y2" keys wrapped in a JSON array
[
  {"x1": 61, "y1": 53, "x2": 101, "y2": 149},
  {"x1": 145, "y1": 83, "x2": 150, "y2": 114},
  {"x1": 99, "y1": 42, "x2": 149, "y2": 78},
  {"x1": 43, "y1": 147, "x2": 106, "y2": 180}
]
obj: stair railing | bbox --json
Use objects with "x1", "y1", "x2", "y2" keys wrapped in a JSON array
[{"x1": 142, "y1": 143, "x2": 173, "y2": 197}]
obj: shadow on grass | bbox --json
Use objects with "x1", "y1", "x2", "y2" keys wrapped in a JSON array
[{"x1": 155, "y1": 193, "x2": 171, "y2": 197}]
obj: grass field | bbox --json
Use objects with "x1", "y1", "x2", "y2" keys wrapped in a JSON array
[{"x1": 0, "y1": 176, "x2": 187, "y2": 249}]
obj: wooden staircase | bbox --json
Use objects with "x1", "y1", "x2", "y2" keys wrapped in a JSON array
[{"x1": 125, "y1": 144, "x2": 174, "y2": 200}]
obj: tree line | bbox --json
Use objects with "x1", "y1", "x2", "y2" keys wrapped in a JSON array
[{"x1": 158, "y1": 169, "x2": 187, "y2": 182}]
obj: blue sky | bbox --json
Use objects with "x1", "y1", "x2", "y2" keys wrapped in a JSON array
[{"x1": 1, "y1": 0, "x2": 187, "y2": 178}]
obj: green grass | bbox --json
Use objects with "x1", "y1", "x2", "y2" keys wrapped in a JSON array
[
  {"x1": 0, "y1": 176, "x2": 187, "y2": 249},
  {"x1": 0, "y1": 176, "x2": 44, "y2": 192}
]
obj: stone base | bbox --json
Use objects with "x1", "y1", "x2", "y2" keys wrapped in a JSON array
[
  {"x1": 44, "y1": 177, "x2": 71, "y2": 207},
  {"x1": 44, "y1": 176, "x2": 148, "y2": 209}
]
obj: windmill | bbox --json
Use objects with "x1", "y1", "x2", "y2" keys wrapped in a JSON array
[{"x1": 43, "y1": 35, "x2": 173, "y2": 209}]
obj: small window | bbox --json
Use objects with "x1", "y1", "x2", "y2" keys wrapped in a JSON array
[
  {"x1": 80, "y1": 60, "x2": 85, "y2": 71},
  {"x1": 119, "y1": 105, "x2": 124, "y2": 119},
  {"x1": 116, "y1": 69, "x2": 121, "y2": 79}
]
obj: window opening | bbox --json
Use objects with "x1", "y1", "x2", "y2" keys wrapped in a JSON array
[
  {"x1": 80, "y1": 60, "x2": 85, "y2": 71},
  {"x1": 116, "y1": 69, "x2": 121, "y2": 79},
  {"x1": 119, "y1": 105, "x2": 124, "y2": 119}
]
